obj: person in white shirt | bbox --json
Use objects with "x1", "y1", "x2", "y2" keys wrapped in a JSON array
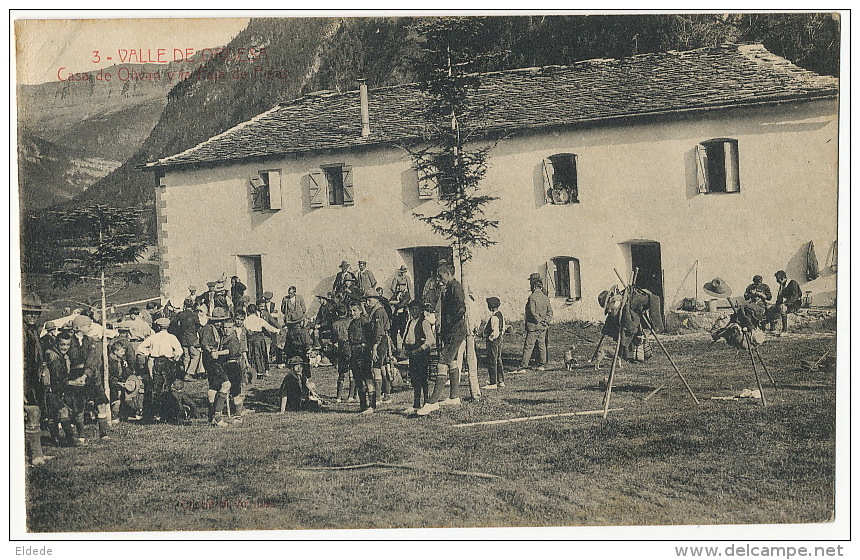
[
  {"x1": 136, "y1": 318, "x2": 183, "y2": 422},
  {"x1": 482, "y1": 297, "x2": 506, "y2": 389},
  {"x1": 243, "y1": 304, "x2": 280, "y2": 379}
]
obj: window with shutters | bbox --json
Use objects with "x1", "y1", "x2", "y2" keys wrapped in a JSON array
[
  {"x1": 543, "y1": 153, "x2": 579, "y2": 205},
  {"x1": 547, "y1": 257, "x2": 581, "y2": 301},
  {"x1": 696, "y1": 139, "x2": 740, "y2": 194},
  {"x1": 250, "y1": 170, "x2": 282, "y2": 211},
  {"x1": 313, "y1": 164, "x2": 354, "y2": 207}
]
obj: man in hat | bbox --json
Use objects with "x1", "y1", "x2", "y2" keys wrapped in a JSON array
[
  {"x1": 69, "y1": 314, "x2": 113, "y2": 442},
  {"x1": 744, "y1": 275, "x2": 773, "y2": 307},
  {"x1": 199, "y1": 308, "x2": 227, "y2": 426},
  {"x1": 40, "y1": 321, "x2": 59, "y2": 355},
  {"x1": 230, "y1": 276, "x2": 247, "y2": 311},
  {"x1": 22, "y1": 293, "x2": 54, "y2": 465},
  {"x1": 401, "y1": 300, "x2": 436, "y2": 414},
  {"x1": 333, "y1": 261, "x2": 357, "y2": 294},
  {"x1": 364, "y1": 293, "x2": 392, "y2": 405},
  {"x1": 197, "y1": 281, "x2": 217, "y2": 313},
  {"x1": 279, "y1": 356, "x2": 310, "y2": 412},
  {"x1": 512, "y1": 274, "x2": 553, "y2": 373},
  {"x1": 213, "y1": 280, "x2": 233, "y2": 315},
  {"x1": 417, "y1": 262, "x2": 467, "y2": 415},
  {"x1": 173, "y1": 299, "x2": 203, "y2": 381},
  {"x1": 356, "y1": 260, "x2": 377, "y2": 295},
  {"x1": 767, "y1": 270, "x2": 802, "y2": 336},
  {"x1": 137, "y1": 317, "x2": 183, "y2": 422},
  {"x1": 389, "y1": 265, "x2": 414, "y2": 300},
  {"x1": 184, "y1": 285, "x2": 198, "y2": 309},
  {"x1": 210, "y1": 312, "x2": 247, "y2": 423}
]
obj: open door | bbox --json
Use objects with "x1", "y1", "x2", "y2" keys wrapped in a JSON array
[
  {"x1": 237, "y1": 255, "x2": 263, "y2": 304},
  {"x1": 629, "y1": 241, "x2": 664, "y2": 320},
  {"x1": 400, "y1": 246, "x2": 454, "y2": 301}
]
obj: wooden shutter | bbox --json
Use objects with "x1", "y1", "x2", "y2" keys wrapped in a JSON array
[
  {"x1": 250, "y1": 175, "x2": 266, "y2": 210},
  {"x1": 542, "y1": 158, "x2": 555, "y2": 203},
  {"x1": 417, "y1": 167, "x2": 434, "y2": 199},
  {"x1": 724, "y1": 141, "x2": 740, "y2": 193},
  {"x1": 267, "y1": 170, "x2": 282, "y2": 209},
  {"x1": 308, "y1": 169, "x2": 325, "y2": 208},
  {"x1": 695, "y1": 144, "x2": 710, "y2": 193},
  {"x1": 545, "y1": 260, "x2": 557, "y2": 297},
  {"x1": 342, "y1": 165, "x2": 354, "y2": 206}
]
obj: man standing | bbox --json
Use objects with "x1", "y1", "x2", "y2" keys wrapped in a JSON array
[
  {"x1": 346, "y1": 302, "x2": 374, "y2": 413},
  {"x1": 23, "y1": 293, "x2": 54, "y2": 465},
  {"x1": 197, "y1": 282, "x2": 217, "y2": 314},
  {"x1": 389, "y1": 265, "x2": 414, "y2": 299},
  {"x1": 70, "y1": 315, "x2": 113, "y2": 442},
  {"x1": 136, "y1": 317, "x2": 183, "y2": 422},
  {"x1": 333, "y1": 261, "x2": 357, "y2": 293},
  {"x1": 513, "y1": 275, "x2": 553, "y2": 372},
  {"x1": 767, "y1": 270, "x2": 802, "y2": 336},
  {"x1": 365, "y1": 294, "x2": 391, "y2": 405},
  {"x1": 356, "y1": 260, "x2": 377, "y2": 295},
  {"x1": 230, "y1": 276, "x2": 247, "y2": 311},
  {"x1": 173, "y1": 300, "x2": 203, "y2": 381},
  {"x1": 281, "y1": 286, "x2": 306, "y2": 327},
  {"x1": 417, "y1": 262, "x2": 467, "y2": 415},
  {"x1": 124, "y1": 307, "x2": 153, "y2": 342},
  {"x1": 184, "y1": 285, "x2": 198, "y2": 310}
]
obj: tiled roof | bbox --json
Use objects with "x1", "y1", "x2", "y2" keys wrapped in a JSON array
[{"x1": 145, "y1": 44, "x2": 838, "y2": 169}]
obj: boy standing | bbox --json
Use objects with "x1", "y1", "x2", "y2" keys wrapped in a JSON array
[
  {"x1": 483, "y1": 297, "x2": 506, "y2": 389},
  {"x1": 401, "y1": 300, "x2": 435, "y2": 414}
]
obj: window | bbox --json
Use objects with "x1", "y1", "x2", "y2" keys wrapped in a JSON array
[
  {"x1": 416, "y1": 167, "x2": 435, "y2": 200},
  {"x1": 696, "y1": 139, "x2": 740, "y2": 194},
  {"x1": 547, "y1": 257, "x2": 581, "y2": 301},
  {"x1": 543, "y1": 153, "x2": 579, "y2": 204},
  {"x1": 250, "y1": 170, "x2": 282, "y2": 211},
  {"x1": 309, "y1": 165, "x2": 354, "y2": 207}
]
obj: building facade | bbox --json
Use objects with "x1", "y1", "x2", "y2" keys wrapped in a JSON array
[{"x1": 146, "y1": 44, "x2": 838, "y2": 322}]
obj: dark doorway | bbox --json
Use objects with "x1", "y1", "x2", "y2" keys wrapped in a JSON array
[
  {"x1": 630, "y1": 242, "x2": 663, "y2": 301},
  {"x1": 403, "y1": 246, "x2": 454, "y2": 301}
]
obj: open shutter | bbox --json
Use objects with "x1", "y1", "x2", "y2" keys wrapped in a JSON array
[
  {"x1": 695, "y1": 144, "x2": 709, "y2": 193},
  {"x1": 267, "y1": 170, "x2": 282, "y2": 209},
  {"x1": 723, "y1": 141, "x2": 740, "y2": 193},
  {"x1": 417, "y1": 167, "x2": 434, "y2": 199},
  {"x1": 542, "y1": 158, "x2": 555, "y2": 203},
  {"x1": 308, "y1": 169, "x2": 325, "y2": 208},
  {"x1": 545, "y1": 260, "x2": 557, "y2": 297},
  {"x1": 342, "y1": 165, "x2": 354, "y2": 206},
  {"x1": 250, "y1": 175, "x2": 266, "y2": 210}
]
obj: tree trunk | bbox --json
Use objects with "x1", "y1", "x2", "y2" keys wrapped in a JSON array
[
  {"x1": 458, "y1": 254, "x2": 481, "y2": 400},
  {"x1": 101, "y1": 270, "x2": 111, "y2": 421}
]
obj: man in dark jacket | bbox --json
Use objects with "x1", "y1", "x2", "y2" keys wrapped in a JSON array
[
  {"x1": 173, "y1": 300, "x2": 203, "y2": 380},
  {"x1": 767, "y1": 270, "x2": 803, "y2": 335},
  {"x1": 23, "y1": 293, "x2": 54, "y2": 465},
  {"x1": 417, "y1": 262, "x2": 467, "y2": 415},
  {"x1": 514, "y1": 275, "x2": 553, "y2": 372}
]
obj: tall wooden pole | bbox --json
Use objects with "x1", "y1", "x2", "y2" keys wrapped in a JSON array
[{"x1": 101, "y1": 269, "x2": 111, "y2": 421}]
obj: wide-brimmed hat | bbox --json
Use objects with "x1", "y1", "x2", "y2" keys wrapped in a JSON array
[
  {"x1": 486, "y1": 297, "x2": 501, "y2": 309},
  {"x1": 123, "y1": 376, "x2": 142, "y2": 394},
  {"x1": 72, "y1": 315, "x2": 93, "y2": 332},
  {"x1": 703, "y1": 278, "x2": 732, "y2": 298},
  {"x1": 262, "y1": 291, "x2": 273, "y2": 299},
  {"x1": 154, "y1": 317, "x2": 171, "y2": 328},
  {"x1": 188, "y1": 285, "x2": 197, "y2": 292},
  {"x1": 44, "y1": 321, "x2": 58, "y2": 331},
  {"x1": 597, "y1": 285, "x2": 620, "y2": 310},
  {"x1": 206, "y1": 281, "x2": 216, "y2": 288},
  {"x1": 339, "y1": 260, "x2": 350, "y2": 269},
  {"x1": 22, "y1": 293, "x2": 44, "y2": 312},
  {"x1": 398, "y1": 265, "x2": 408, "y2": 272},
  {"x1": 287, "y1": 356, "x2": 306, "y2": 367},
  {"x1": 215, "y1": 281, "x2": 226, "y2": 290},
  {"x1": 358, "y1": 260, "x2": 367, "y2": 265},
  {"x1": 208, "y1": 307, "x2": 231, "y2": 321},
  {"x1": 528, "y1": 273, "x2": 541, "y2": 282}
]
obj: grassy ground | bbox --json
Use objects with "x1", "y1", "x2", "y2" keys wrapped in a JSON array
[{"x1": 26, "y1": 323, "x2": 836, "y2": 532}]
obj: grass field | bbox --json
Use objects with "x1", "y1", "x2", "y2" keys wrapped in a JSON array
[{"x1": 25, "y1": 323, "x2": 837, "y2": 532}]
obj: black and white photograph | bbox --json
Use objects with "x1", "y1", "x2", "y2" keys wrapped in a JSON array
[{"x1": 10, "y1": 9, "x2": 849, "y2": 546}]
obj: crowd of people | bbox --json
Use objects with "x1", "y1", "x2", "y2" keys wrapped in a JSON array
[{"x1": 22, "y1": 257, "x2": 804, "y2": 467}]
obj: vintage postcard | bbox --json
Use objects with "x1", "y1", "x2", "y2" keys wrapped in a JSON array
[{"x1": 10, "y1": 9, "x2": 850, "y2": 547}]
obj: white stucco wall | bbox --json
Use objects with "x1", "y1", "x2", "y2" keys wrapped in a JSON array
[{"x1": 156, "y1": 98, "x2": 838, "y2": 322}]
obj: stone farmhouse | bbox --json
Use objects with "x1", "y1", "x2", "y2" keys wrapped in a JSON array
[{"x1": 143, "y1": 44, "x2": 838, "y2": 323}]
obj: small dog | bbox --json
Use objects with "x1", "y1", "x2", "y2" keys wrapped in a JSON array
[
  {"x1": 593, "y1": 339, "x2": 623, "y2": 371},
  {"x1": 563, "y1": 346, "x2": 578, "y2": 371}
]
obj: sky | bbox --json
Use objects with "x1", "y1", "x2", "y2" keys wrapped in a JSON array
[{"x1": 15, "y1": 17, "x2": 250, "y2": 84}]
